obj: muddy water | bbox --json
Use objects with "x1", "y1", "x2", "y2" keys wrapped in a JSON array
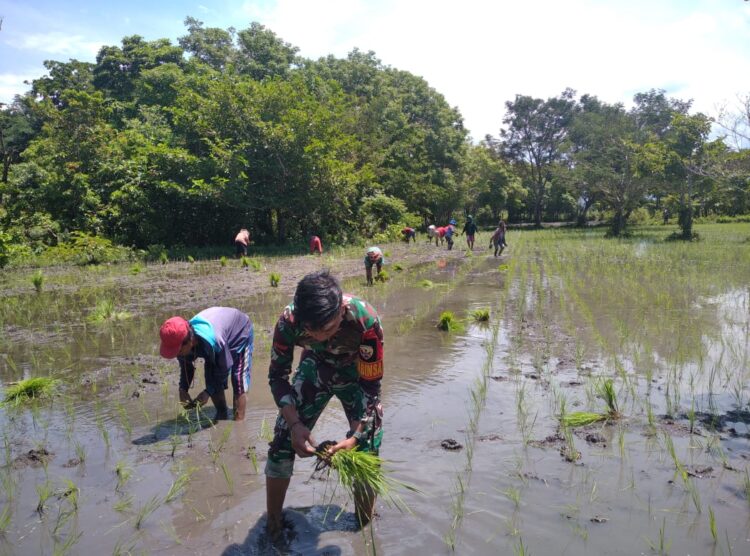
[{"x1": 1, "y1": 230, "x2": 749, "y2": 555}]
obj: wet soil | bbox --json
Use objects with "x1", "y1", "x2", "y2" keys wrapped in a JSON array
[{"x1": 1, "y1": 230, "x2": 749, "y2": 555}]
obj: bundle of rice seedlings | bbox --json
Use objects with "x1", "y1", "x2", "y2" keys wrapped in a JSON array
[
  {"x1": 437, "y1": 311, "x2": 464, "y2": 332},
  {"x1": 375, "y1": 269, "x2": 389, "y2": 282},
  {"x1": 597, "y1": 379, "x2": 620, "y2": 417},
  {"x1": 471, "y1": 308, "x2": 490, "y2": 322},
  {"x1": 560, "y1": 411, "x2": 607, "y2": 428},
  {"x1": 317, "y1": 446, "x2": 418, "y2": 512},
  {"x1": 3, "y1": 377, "x2": 60, "y2": 407},
  {"x1": 418, "y1": 279, "x2": 435, "y2": 289},
  {"x1": 269, "y1": 272, "x2": 281, "y2": 287}
]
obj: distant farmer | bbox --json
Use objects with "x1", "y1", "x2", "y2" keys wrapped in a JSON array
[
  {"x1": 489, "y1": 220, "x2": 507, "y2": 257},
  {"x1": 444, "y1": 219, "x2": 457, "y2": 250},
  {"x1": 427, "y1": 225, "x2": 440, "y2": 245},
  {"x1": 234, "y1": 228, "x2": 251, "y2": 258},
  {"x1": 159, "y1": 307, "x2": 254, "y2": 421},
  {"x1": 461, "y1": 216, "x2": 478, "y2": 250},
  {"x1": 364, "y1": 246, "x2": 384, "y2": 285},
  {"x1": 401, "y1": 227, "x2": 416, "y2": 243},
  {"x1": 265, "y1": 270, "x2": 384, "y2": 535},
  {"x1": 309, "y1": 235, "x2": 323, "y2": 255}
]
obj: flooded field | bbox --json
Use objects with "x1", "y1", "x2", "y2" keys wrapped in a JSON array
[{"x1": 1, "y1": 225, "x2": 749, "y2": 555}]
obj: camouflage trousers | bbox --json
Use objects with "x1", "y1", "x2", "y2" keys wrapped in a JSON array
[{"x1": 265, "y1": 351, "x2": 383, "y2": 479}]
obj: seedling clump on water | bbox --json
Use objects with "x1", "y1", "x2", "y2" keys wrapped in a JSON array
[
  {"x1": 2, "y1": 377, "x2": 60, "y2": 407},
  {"x1": 437, "y1": 311, "x2": 464, "y2": 333}
]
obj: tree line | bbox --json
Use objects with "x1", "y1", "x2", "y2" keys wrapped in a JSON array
[{"x1": 0, "y1": 18, "x2": 748, "y2": 262}]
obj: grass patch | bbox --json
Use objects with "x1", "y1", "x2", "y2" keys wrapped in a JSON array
[
  {"x1": 471, "y1": 308, "x2": 490, "y2": 322},
  {"x1": 87, "y1": 299, "x2": 132, "y2": 323},
  {"x1": 2, "y1": 377, "x2": 60, "y2": 407},
  {"x1": 437, "y1": 310, "x2": 464, "y2": 333}
]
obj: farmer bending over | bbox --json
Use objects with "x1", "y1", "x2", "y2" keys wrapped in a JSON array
[
  {"x1": 309, "y1": 235, "x2": 323, "y2": 255},
  {"x1": 401, "y1": 227, "x2": 416, "y2": 243},
  {"x1": 364, "y1": 246, "x2": 384, "y2": 285},
  {"x1": 444, "y1": 219, "x2": 457, "y2": 250},
  {"x1": 234, "y1": 228, "x2": 251, "y2": 258},
  {"x1": 489, "y1": 220, "x2": 507, "y2": 257},
  {"x1": 265, "y1": 270, "x2": 384, "y2": 535},
  {"x1": 461, "y1": 216, "x2": 477, "y2": 250},
  {"x1": 159, "y1": 307, "x2": 253, "y2": 421}
]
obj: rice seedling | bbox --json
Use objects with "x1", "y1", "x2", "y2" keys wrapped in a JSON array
[
  {"x1": 559, "y1": 412, "x2": 606, "y2": 428},
  {"x1": 418, "y1": 279, "x2": 435, "y2": 289},
  {"x1": 32, "y1": 270, "x2": 45, "y2": 293},
  {"x1": 503, "y1": 486, "x2": 522, "y2": 508},
  {"x1": 374, "y1": 269, "x2": 389, "y2": 283},
  {"x1": 87, "y1": 299, "x2": 131, "y2": 323},
  {"x1": 471, "y1": 308, "x2": 490, "y2": 322},
  {"x1": 115, "y1": 460, "x2": 132, "y2": 492},
  {"x1": 219, "y1": 256, "x2": 227, "y2": 267},
  {"x1": 597, "y1": 378, "x2": 620, "y2": 417},
  {"x1": 392, "y1": 263, "x2": 404, "y2": 271},
  {"x1": 0, "y1": 505, "x2": 11, "y2": 534},
  {"x1": 219, "y1": 461, "x2": 234, "y2": 496},
  {"x1": 708, "y1": 506, "x2": 717, "y2": 542},
  {"x1": 383, "y1": 250, "x2": 391, "y2": 258},
  {"x1": 36, "y1": 480, "x2": 54, "y2": 515},
  {"x1": 269, "y1": 272, "x2": 281, "y2": 287},
  {"x1": 2, "y1": 377, "x2": 60, "y2": 407},
  {"x1": 240, "y1": 256, "x2": 250, "y2": 268},
  {"x1": 513, "y1": 538, "x2": 529, "y2": 556},
  {"x1": 644, "y1": 517, "x2": 671, "y2": 555},
  {"x1": 187, "y1": 255, "x2": 195, "y2": 263},
  {"x1": 437, "y1": 311, "x2": 464, "y2": 333},
  {"x1": 134, "y1": 495, "x2": 163, "y2": 529},
  {"x1": 52, "y1": 529, "x2": 82, "y2": 556},
  {"x1": 743, "y1": 469, "x2": 750, "y2": 506},
  {"x1": 165, "y1": 467, "x2": 194, "y2": 503},
  {"x1": 129, "y1": 263, "x2": 142, "y2": 275},
  {"x1": 113, "y1": 495, "x2": 133, "y2": 513},
  {"x1": 258, "y1": 416, "x2": 274, "y2": 442},
  {"x1": 247, "y1": 446, "x2": 259, "y2": 473},
  {"x1": 159, "y1": 251, "x2": 169, "y2": 264},
  {"x1": 498, "y1": 264, "x2": 509, "y2": 272},
  {"x1": 317, "y1": 447, "x2": 417, "y2": 513}
]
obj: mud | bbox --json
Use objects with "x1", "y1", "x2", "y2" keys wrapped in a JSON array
[{"x1": 0, "y1": 230, "x2": 749, "y2": 555}]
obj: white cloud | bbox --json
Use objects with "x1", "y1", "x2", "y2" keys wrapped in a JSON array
[
  {"x1": 14, "y1": 32, "x2": 104, "y2": 58},
  {"x1": 238, "y1": 0, "x2": 750, "y2": 140},
  {"x1": 0, "y1": 72, "x2": 37, "y2": 104}
]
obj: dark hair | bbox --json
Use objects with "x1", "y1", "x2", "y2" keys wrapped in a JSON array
[{"x1": 293, "y1": 270, "x2": 343, "y2": 329}]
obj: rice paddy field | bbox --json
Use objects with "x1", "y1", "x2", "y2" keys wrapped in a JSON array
[{"x1": 1, "y1": 224, "x2": 749, "y2": 555}]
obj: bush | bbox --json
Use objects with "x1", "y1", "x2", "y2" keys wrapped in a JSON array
[
  {"x1": 42, "y1": 233, "x2": 134, "y2": 266},
  {"x1": 146, "y1": 244, "x2": 167, "y2": 263}
]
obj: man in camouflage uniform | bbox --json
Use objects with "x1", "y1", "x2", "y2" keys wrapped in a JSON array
[{"x1": 265, "y1": 270, "x2": 384, "y2": 534}]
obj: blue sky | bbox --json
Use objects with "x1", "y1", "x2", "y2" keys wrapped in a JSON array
[{"x1": 2, "y1": 0, "x2": 749, "y2": 139}]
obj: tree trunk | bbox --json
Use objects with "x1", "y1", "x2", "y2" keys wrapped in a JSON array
[
  {"x1": 679, "y1": 175, "x2": 693, "y2": 240},
  {"x1": 610, "y1": 208, "x2": 624, "y2": 236}
]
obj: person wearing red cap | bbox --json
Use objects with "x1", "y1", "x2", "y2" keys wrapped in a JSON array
[
  {"x1": 401, "y1": 227, "x2": 416, "y2": 243},
  {"x1": 159, "y1": 307, "x2": 254, "y2": 421}
]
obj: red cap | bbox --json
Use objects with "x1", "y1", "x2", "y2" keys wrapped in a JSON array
[{"x1": 159, "y1": 316, "x2": 189, "y2": 358}]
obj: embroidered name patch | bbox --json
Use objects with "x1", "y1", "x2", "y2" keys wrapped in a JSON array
[{"x1": 357, "y1": 328, "x2": 383, "y2": 381}]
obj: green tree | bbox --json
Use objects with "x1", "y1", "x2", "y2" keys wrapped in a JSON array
[{"x1": 497, "y1": 89, "x2": 577, "y2": 226}]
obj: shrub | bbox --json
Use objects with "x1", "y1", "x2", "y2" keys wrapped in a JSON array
[
  {"x1": 146, "y1": 244, "x2": 167, "y2": 263},
  {"x1": 31, "y1": 270, "x2": 45, "y2": 293}
]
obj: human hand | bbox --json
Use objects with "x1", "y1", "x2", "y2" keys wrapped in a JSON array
[
  {"x1": 290, "y1": 422, "x2": 317, "y2": 458},
  {"x1": 327, "y1": 436, "x2": 357, "y2": 456}
]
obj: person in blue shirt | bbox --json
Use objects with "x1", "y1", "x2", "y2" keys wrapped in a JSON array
[
  {"x1": 444, "y1": 219, "x2": 457, "y2": 250},
  {"x1": 159, "y1": 307, "x2": 254, "y2": 421}
]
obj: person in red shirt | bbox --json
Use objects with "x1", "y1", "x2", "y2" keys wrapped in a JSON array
[
  {"x1": 309, "y1": 235, "x2": 323, "y2": 255},
  {"x1": 401, "y1": 227, "x2": 416, "y2": 243}
]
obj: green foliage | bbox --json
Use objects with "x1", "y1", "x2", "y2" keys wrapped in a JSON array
[
  {"x1": 470, "y1": 308, "x2": 490, "y2": 322},
  {"x1": 374, "y1": 269, "x2": 389, "y2": 283},
  {"x1": 219, "y1": 256, "x2": 227, "y2": 267},
  {"x1": 437, "y1": 310, "x2": 463, "y2": 332},
  {"x1": 418, "y1": 279, "x2": 435, "y2": 289},
  {"x1": 146, "y1": 245, "x2": 167, "y2": 262},
  {"x1": 240, "y1": 256, "x2": 250, "y2": 268},
  {"x1": 2, "y1": 377, "x2": 60, "y2": 407},
  {"x1": 130, "y1": 263, "x2": 142, "y2": 275},
  {"x1": 42, "y1": 233, "x2": 134, "y2": 266},
  {"x1": 87, "y1": 299, "x2": 132, "y2": 323},
  {"x1": 31, "y1": 270, "x2": 45, "y2": 293},
  {"x1": 560, "y1": 412, "x2": 607, "y2": 428},
  {"x1": 187, "y1": 255, "x2": 195, "y2": 263},
  {"x1": 269, "y1": 272, "x2": 281, "y2": 287},
  {"x1": 597, "y1": 379, "x2": 620, "y2": 417},
  {"x1": 392, "y1": 263, "x2": 403, "y2": 271}
]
